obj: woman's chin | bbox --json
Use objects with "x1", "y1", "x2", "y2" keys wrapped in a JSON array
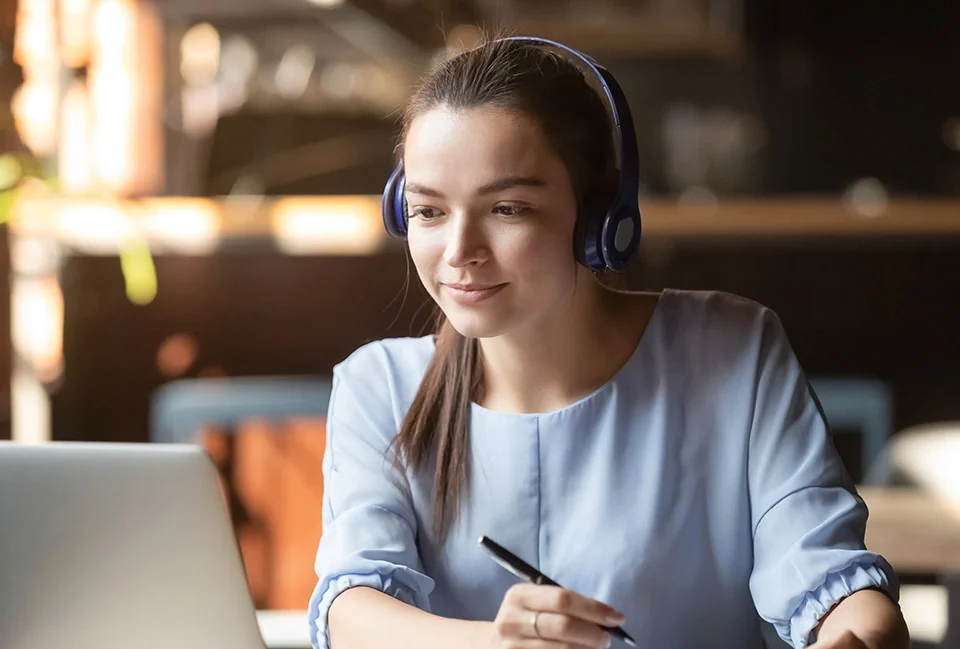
[{"x1": 444, "y1": 311, "x2": 512, "y2": 340}]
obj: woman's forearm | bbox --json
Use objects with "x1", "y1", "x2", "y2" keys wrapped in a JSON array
[
  {"x1": 814, "y1": 588, "x2": 910, "y2": 649},
  {"x1": 328, "y1": 586, "x2": 495, "y2": 649}
]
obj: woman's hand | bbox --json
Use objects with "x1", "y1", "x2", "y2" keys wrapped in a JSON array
[{"x1": 491, "y1": 583, "x2": 625, "y2": 649}]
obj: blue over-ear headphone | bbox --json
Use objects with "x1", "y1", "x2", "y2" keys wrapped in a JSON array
[{"x1": 381, "y1": 36, "x2": 642, "y2": 273}]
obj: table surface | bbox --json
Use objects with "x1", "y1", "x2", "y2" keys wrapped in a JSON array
[{"x1": 256, "y1": 610, "x2": 311, "y2": 649}]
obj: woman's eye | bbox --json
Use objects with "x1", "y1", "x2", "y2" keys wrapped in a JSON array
[
  {"x1": 494, "y1": 204, "x2": 529, "y2": 217},
  {"x1": 409, "y1": 206, "x2": 441, "y2": 220}
]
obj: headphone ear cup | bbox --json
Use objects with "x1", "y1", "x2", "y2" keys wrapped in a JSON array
[
  {"x1": 381, "y1": 163, "x2": 408, "y2": 238},
  {"x1": 575, "y1": 190, "x2": 615, "y2": 272},
  {"x1": 600, "y1": 205, "x2": 642, "y2": 271}
]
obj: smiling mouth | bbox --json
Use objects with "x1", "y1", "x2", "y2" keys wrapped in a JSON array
[{"x1": 442, "y1": 283, "x2": 507, "y2": 304}]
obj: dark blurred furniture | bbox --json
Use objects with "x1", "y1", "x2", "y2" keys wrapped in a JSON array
[
  {"x1": 809, "y1": 377, "x2": 893, "y2": 484},
  {"x1": 150, "y1": 376, "x2": 333, "y2": 445},
  {"x1": 150, "y1": 375, "x2": 333, "y2": 609},
  {"x1": 203, "y1": 112, "x2": 400, "y2": 197}
]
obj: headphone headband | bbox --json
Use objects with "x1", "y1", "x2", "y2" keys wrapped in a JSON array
[
  {"x1": 497, "y1": 37, "x2": 640, "y2": 203},
  {"x1": 382, "y1": 36, "x2": 642, "y2": 272}
]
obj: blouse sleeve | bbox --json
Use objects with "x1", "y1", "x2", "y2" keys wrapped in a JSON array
[
  {"x1": 747, "y1": 310, "x2": 899, "y2": 648},
  {"x1": 307, "y1": 347, "x2": 435, "y2": 649}
]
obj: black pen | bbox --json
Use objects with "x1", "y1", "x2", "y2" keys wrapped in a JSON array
[{"x1": 478, "y1": 535, "x2": 637, "y2": 647}]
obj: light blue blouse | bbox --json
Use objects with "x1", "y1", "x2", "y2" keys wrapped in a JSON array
[{"x1": 308, "y1": 289, "x2": 898, "y2": 649}]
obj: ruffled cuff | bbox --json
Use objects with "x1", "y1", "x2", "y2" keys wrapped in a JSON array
[
  {"x1": 784, "y1": 557, "x2": 899, "y2": 648},
  {"x1": 309, "y1": 568, "x2": 433, "y2": 649}
]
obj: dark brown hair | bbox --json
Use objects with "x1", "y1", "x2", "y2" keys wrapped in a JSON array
[{"x1": 392, "y1": 37, "x2": 618, "y2": 543}]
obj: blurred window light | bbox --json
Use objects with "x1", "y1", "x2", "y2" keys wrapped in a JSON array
[
  {"x1": 306, "y1": 0, "x2": 344, "y2": 7},
  {"x1": 89, "y1": 0, "x2": 142, "y2": 196},
  {"x1": 900, "y1": 585, "x2": 947, "y2": 644},
  {"x1": 55, "y1": 201, "x2": 137, "y2": 253},
  {"x1": 181, "y1": 84, "x2": 221, "y2": 137},
  {"x1": 890, "y1": 426, "x2": 960, "y2": 507},
  {"x1": 843, "y1": 177, "x2": 889, "y2": 219},
  {"x1": 11, "y1": 275, "x2": 64, "y2": 383},
  {"x1": 139, "y1": 198, "x2": 221, "y2": 254},
  {"x1": 81, "y1": 0, "x2": 164, "y2": 197},
  {"x1": 59, "y1": 80, "x2": 94, "y2": 194},
  {"x1": 220, "y1": 34, "x2": 259, "y2": 85},
  {"x1": 14, "y1": 0, "x2": 59, "y2": 70},
  {"x1": 216, "y1": 79, "x2": 250, "y2": 115},
  {"x1": 89, "y1": 74, "x2": 136, "y2": 192},
  {"x1": 181, "y1": 22, "x2": 220, "y2": 87},
  {"x1": 12, "y1": 197, "x2": 222, "y2": 255},
  {"x1": 13, "y1": 0, "x2": 61, "y2": 158},
  {"x1": 60, "y1": 0, "x2": 93, "y2": 67},
  {"x1": 93, "y1": 0, "x2": 134, "y2": 50},
  {"x1": 10, "y1": 237, "x2": 60, "y2": 276},
  {"x1": 12, "y1": 367, "x2": 52, "y2": 444},
  {"x1": 275, "y1": 45, "x2": 316, "y2": 100},
  {"x1": 271, "y1": 197, "x2": 384, "y2": 255},
  {"x1": 13, "y1": 0, "x2": 62, "y2": 156},
  {"x1": 11, "y1": 78, "x2": 59, "y2": 156}
]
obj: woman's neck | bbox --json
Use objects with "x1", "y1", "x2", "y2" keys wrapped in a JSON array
[{"x1": 476, "y1": 287, "x2": 659, "y2": 414}]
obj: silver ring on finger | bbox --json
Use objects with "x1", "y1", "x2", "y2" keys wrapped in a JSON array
[{"x1": 531, "y1": 611, "x2": 542, "y2": 638}]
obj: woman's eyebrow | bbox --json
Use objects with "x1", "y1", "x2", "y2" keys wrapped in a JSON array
[
  {"x1": 404, "y1": 183, "x2": 445, "y2": 198},
  {"x1": 476, "y1": 176, "x2": 546, "y2": 195},
  {"x1": 405, "y1": 175, "x2": 546, "y2": 199}
]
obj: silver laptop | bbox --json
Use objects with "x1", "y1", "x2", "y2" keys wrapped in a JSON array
[{"x1": 0, "y1": 441, "x2": 268, "y2": 649}]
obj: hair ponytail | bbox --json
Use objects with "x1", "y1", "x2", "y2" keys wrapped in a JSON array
[{"x1": 392, "y1": 313, "x2": 481, "y2": 544}]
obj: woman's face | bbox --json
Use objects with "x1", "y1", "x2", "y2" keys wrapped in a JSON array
[{"x1": 404, "y1": 104, "x2": 589, "y2": 340}]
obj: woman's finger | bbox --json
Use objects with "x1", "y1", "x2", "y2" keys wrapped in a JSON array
[
  {"x1": 510, "y1": 584, "x2": 625, "y2": 628},
  {"x1": 527, "y1": 610, "x2": 612, "y2": 648}
]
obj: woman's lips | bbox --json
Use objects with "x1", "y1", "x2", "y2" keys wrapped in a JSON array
[{"x1": 442, "y1": 283, "x2": 507, "y2": 305}]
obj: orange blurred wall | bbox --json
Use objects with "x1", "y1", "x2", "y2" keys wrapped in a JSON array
[{"x1": 201, "y1": 419, "x2": 326, "y2": 610}]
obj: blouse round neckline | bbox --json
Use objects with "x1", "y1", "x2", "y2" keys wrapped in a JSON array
[{"x1": 468, "y1": 288, "x2": 671, "y2": 420}]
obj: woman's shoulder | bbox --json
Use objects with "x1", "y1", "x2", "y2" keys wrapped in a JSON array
[
  {"x1": 651, "y1": 289, "x2": 796, "y2": 406},
  {"x1": 332, "y1": 335, "x2": 437, "y2": 404},
  {"x1": 663, "y1": 288, "x2": 778, "y2": 325},
  {"x1": 336, "y1": 334, "x2": 436, "y2": 376},
  {"x1": 324, "y1": 336, "x2": 437, "y2": 437},
  {"x1": 657, "y1": 288, "x2": 786, "y2": 354}
]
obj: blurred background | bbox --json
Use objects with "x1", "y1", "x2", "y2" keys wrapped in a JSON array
[{"x1": 0, "y1": 0, "x2": 958, "y2": 647}]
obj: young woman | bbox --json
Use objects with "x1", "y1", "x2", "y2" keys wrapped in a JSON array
[{"x1": 308, "y1": 38, "x2": 908, "y2": 649}]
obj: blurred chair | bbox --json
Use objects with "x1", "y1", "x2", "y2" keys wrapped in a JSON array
[
  {"x1": 150, "y1": 376, "x2": 333, "y2": 445},
  {"x1": 150, "y1": 376, "x2": 333, "y2": 610},
  {"x1": 808, "y1": 377, "x2": 894, "y2": 485}
]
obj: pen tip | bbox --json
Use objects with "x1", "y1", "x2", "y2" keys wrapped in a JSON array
[{"x1": 624, "y1": 639, "x2": 637, "y2": 647}]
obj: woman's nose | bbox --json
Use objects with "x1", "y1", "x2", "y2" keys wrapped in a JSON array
[{"x1": 442, "y1": 213, "x2": 488, "y2": 267}]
